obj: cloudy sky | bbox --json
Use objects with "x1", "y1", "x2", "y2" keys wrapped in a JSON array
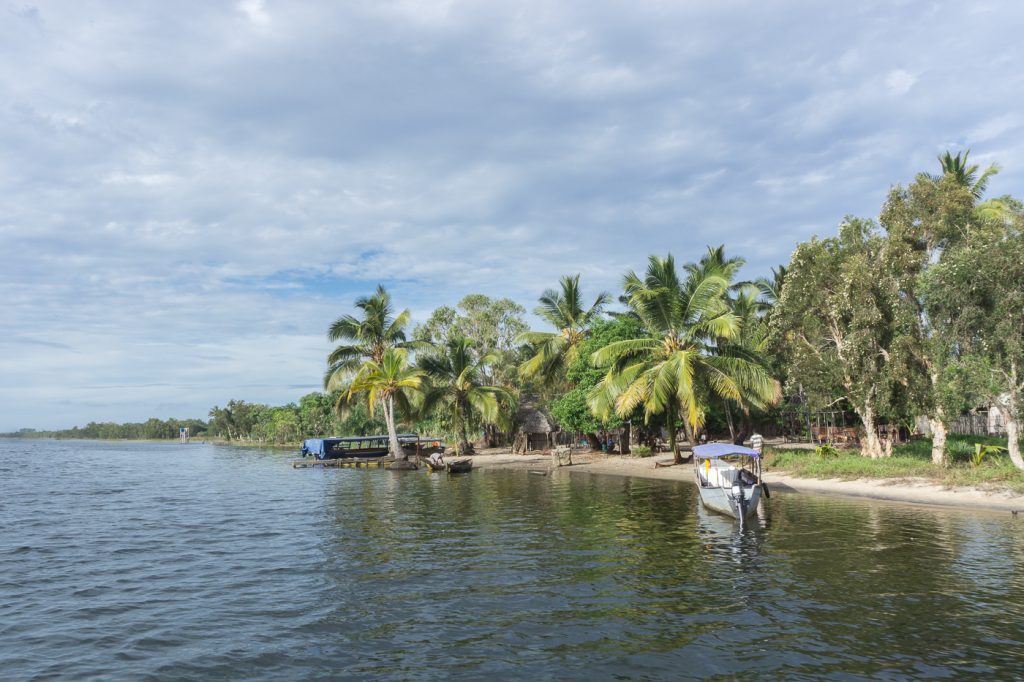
[{"x1": 1, "y1": 1, "x2": 1021, "y2": 431}]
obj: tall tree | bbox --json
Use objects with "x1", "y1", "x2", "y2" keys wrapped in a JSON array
[
  {"x1": 519, "y1": 274, "x2": 610, "y2": 386},
  {"x1": 717, "y1": 287, "x2": 777, "y2": 443},
  {"x1": 345, "y1": 348, "x2": 423, "y2": 459},
  {"x1": 881, "y1": 170, "x2": 980, "y2": 465},
  {"x1": 324, "y1": 285, "x2": 415, "y2": 394},
  {"x1": 590, "y1": 254, "x2": 778, "y2": 464},
  {"x1": 418, "y1": 337, "x2": 515, "y2": 455},
  {"x1": 414, "y1": 294, "x2": 528, "y2": 388},
  {"x1": 923, "y1": 215, "x2": 1024, "y2": 468},
  {"x1": 771, "y1": 219, "x2": 904, "y2": 458}
]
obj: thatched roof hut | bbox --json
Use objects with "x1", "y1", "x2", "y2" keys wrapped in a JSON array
[{"x1": 513, "y1": 398, "x2": 556, "y2": 453}]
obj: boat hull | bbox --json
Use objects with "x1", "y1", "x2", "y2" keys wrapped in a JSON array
[{"x1": 696, "y1": 482, "x2": 761, "y2": 519}]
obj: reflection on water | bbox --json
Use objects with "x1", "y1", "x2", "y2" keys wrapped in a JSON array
[{"x1": 2, "y1": 440, "x2": 1023, "y2": 680}]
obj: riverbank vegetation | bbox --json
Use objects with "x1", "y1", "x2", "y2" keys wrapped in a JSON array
[
  {"x1": 765, "y1": 435, "x2": 1024, "y2": 493},
  {"x1": 6, "y1": 151, "x2": 1022, "y2": 472}
]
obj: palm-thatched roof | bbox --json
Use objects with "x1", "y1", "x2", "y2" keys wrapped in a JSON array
[{"x1": 516, "y1": 397, "x2": 554, "y2": 434}]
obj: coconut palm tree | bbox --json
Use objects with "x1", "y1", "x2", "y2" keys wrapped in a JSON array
[
  {"x1": 687, "y1": 245, "x2": 747, "y2": 291},
  {"x1": 717, "y1": 287, "x2": 777, "y2": 443},
  {"x1": 345, "y1": 348, "x2": 423, "y2": 459},
  {"x1": 754, "y1": 264, "x2": 788, "y2": 315},
  {"x1": 589, "y1": 254, "x2": 779, "y2": 464},
  {"x1": 518, "y1": 274, "x2": 610, "y2": 386},
  {"x1": 419, "y1": 337, "x2": 515, "y2": 456},
  {"x1": 324, "y1": 285, "x2": 415, "y2": 388},
  {"x1": 937, "y1": 149, "x2": 999, "y2": 200}
]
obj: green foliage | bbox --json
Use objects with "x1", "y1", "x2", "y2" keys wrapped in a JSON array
[
  {"x1": 324, "y1": 284, "x2": 417, "y2": 392},
  {"x1": 414, "y1": 294, "x2": 528, "y2": 390},
  {"x1": 548, "y1": 316, "x2": 644, "y2": 433},
  {"x1": 765, "y1": 434, "x2": 1024, "y2": 493},
  {"x1": 3, "y1": 417, "x2": 209, "y2": 441},
  {"x1": 971, "y1": 443, "x2": 1007, "y2": 468},
  {"x1": 631, "y1": 444, "x2": 652, "y2": 457},
  {"x1": 418, "y1": 336, "x2": 515, "y2": 454},
  {"x1": 590, "y1": 253, "x2": 778, "y2": 462},
  {"x1": 518, "y1": 274, "x2": 609, "y2": 386},
  {"x1": 338, "y1": 401, "x2": 387, "y2": 436},
  {"x1": 815, "y1": 443, "x2": 840, "y2": 459}
]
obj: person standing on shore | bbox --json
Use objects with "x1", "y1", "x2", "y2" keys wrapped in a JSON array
[{"x1": 751, "y1": 431, "x2": 763, "y2": 455}]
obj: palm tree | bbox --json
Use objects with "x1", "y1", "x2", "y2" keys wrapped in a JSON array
[
  {"x1": 419, "y1": 337, "x2": 515, "y2": 456},
  {"x1": 324, "y1": 285, "x2": 415, "y2": 386},
  {"x1": 717, "y1": 287, "x2": 777, "y2": 443},
  {"x1": 753, "y1": 264, "x2": 788, "y2": 315},
  {"x1": 518, "y1": 274, "x2": 610, "y2": 386},
  {"x1": 324, "y1": 285, "x2": 417, "y2": 414},
  {"x1": 937, "y1": 149, "x2": 999, "y2": 200},
  {"x1": 589, "y1": 254, "x2": 779, "y2": 464},
  {"x1": 345, "y1": 348, "x2": 423, "y2": 459},
  {"x1": 686, "y1": 245, "x2": 747, "y2": 291}
]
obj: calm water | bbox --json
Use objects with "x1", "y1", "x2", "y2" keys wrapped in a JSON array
[{"x1": 2, "y1": 440, "x2": 1024, "y2": 680}]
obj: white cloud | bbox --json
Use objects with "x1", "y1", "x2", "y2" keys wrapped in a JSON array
[
  {"x1": 238, "y1": 0, "x2": 271, "y2": 27},
  {"x1": 884, "y1": 68, "x2": 917, "y2": 96}
]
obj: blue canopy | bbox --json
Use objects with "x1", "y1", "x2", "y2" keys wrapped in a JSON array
[{"x1": 693, "y1": 443, "x2": 761, "y2": 458}]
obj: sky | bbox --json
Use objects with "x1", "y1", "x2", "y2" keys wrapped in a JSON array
[{"x1": 1, "y1": 0, "x2": 1022, "y2": 431}]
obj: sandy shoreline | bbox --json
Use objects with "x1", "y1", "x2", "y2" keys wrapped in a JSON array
[{"x1": 468, "y1": 449, "x2": 1024, "y2": 513}]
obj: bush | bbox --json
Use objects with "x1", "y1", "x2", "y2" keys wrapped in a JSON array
[
  {"x1": 815, "y1": 443, "x2": 840, "y2": 459},
  {"x1": 632, "y1": 445, "x2": 653, "y2": 457},
  {"x1": 971, "y1": 443, "x2": 1007, "y2": 468}
]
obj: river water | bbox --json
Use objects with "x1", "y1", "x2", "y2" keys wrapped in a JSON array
[{"x1": 2, "y1": 439, "x2": 1023, "y2": 680}]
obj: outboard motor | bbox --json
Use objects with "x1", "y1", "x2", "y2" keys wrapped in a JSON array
[{"x1": 732, "y1": 482, "x2": 748, "y2": 523}]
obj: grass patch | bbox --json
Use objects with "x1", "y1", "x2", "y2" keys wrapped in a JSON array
[{"x1": 764, "y1": 434, "x2": 1024, "y2": 494}]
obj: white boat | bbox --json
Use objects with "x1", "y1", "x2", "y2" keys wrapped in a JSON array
[{"x1": 693, "y1": 444, "x2": 768, "y2": 526}]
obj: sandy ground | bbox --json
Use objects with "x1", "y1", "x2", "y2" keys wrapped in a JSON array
[{"x1": 468, "y1": 448, "x2": 1024, "y2": 513}]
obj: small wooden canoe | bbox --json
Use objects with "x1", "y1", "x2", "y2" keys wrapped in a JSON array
[{"x1": 446, "y1": 459, "x2": 473, "y2": 474}]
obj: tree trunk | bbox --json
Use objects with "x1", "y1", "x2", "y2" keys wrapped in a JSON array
[
  {"x1": 384, "y1": 396, "x2": 404, "y2": 459},
  {"x1": 857, "y1": 403, "x2": 884, "y2": 459},
  {"x1": 681, "y1": 420, "x2": 696, "y2": 450},
  {"x1": 454, "y1": 398, "x2": 470, "y2": 456},
  {"x1": 1006, "y1": 415, "x2": 1022, "y2": 471},
  {"x1": 998, "y1": 398, "x2": 1023, "y2": 470},
  {"x1": 737, "y1": 410, "x2": 752, "y2": 445},
  {"x1": 724, "y1": 401, "x2": 736, "y2": 443},
  {"x1": 621, "y1": 422, "x2": 631, "y2": 455},
  {"x1": 668, "y1": 424, "x2": 681, "y2": 464},
  {"x1": 929, "y1": 414, "x2": 948, "y2": 467},
  {"x1": 927, "y1": 369, "x2": 948, "y2": 466},
  {"x1": 585, "y1": 432, "x2": 601, "y2": 450}
]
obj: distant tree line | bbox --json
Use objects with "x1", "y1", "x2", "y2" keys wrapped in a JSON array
[{"x1": 2, "y1": 418, "x2": 210, "y2": 441}]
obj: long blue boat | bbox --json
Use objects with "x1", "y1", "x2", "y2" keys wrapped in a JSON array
[{"x1": 300, "y1": 434, "x2": 446, "y2": 460}]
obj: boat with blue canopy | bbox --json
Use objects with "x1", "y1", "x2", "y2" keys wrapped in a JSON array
[
  {"x1": 300, "y1": 433, "x2": 446, "y2": 460},
  {"x1": 692, "y1": 443, "x2": 768, "y2": 524}
]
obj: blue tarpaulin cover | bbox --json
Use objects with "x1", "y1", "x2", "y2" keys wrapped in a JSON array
[
  {"x1": 301, "y1": 439, "x2": 331, "y2": 458},
  {"x1": 692, "y1": 443, "x2": 761, "y2": 458}
]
